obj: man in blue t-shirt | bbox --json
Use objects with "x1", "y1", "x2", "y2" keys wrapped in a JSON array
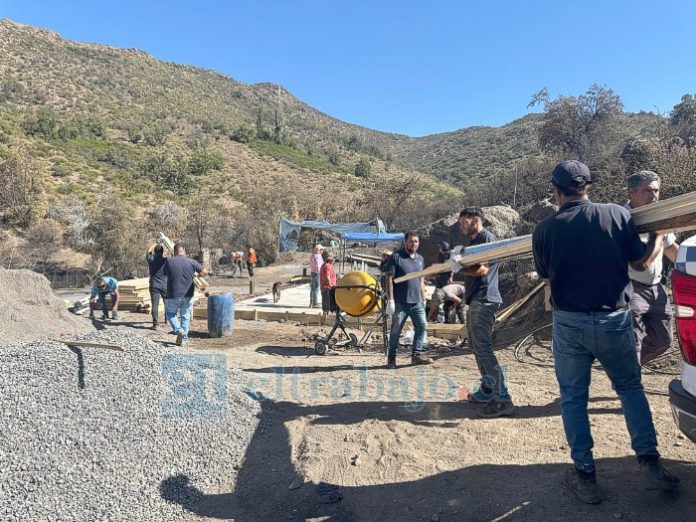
[
  {"x1": 532, "y1": 160, "x2": 679, "y2": 504},
  {"x1": 455, "y1": 207, "x2": 512, "y2": 419},
  {"x1": 385, "y1": 231, "x2": 433, "y2": 368},
  {"x1": 146, "y1": 241, "x2": 168, "y2": 330},
  {"x1": 163, "y1": 243, "x2": 208, "y2": 346},
  {"x1": 89, "y1": 275, "x2": 120, "y2": 320}
]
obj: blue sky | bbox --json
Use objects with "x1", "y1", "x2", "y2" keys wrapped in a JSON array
[{"x1": 3, "y1": 0, "x2": 695, "y2": 136}]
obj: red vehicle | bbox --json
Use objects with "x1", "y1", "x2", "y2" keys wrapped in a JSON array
[{"x1": 668, "y1": 234, "x2": 696, "y2": 443}]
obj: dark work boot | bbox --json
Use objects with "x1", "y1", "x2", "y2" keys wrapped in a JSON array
[
  {"x1": 387, "y1": 355, "x2": 397, "y2": 369},
  {"x1": 411, "y1": 353, "x2": 433, "y2": 365},
  {"x1": 563, "y1": 468, "x2": 601, "y2": 504},
  {"x1": 638, "y1": 456, "x2": 680, "y2": 491}
]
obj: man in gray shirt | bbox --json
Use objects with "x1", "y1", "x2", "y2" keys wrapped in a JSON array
[
  {"x1": 625, "y1": 171, "x2": 680, "y2": 364},
  {"x1": 163, "y1": 243, "x2": 208, "y2": 346}
]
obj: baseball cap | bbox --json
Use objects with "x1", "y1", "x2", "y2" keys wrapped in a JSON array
[
  {"x1": 381, "y1": 249, "x2": 392, "y2": 256},
  {"x1": 551, "y1": 160, "x2": 595, "y2": 188}
]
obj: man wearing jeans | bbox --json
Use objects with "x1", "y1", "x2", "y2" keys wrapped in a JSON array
[
  {"x1": 385, "y1": 232, "x2": 433, "y2": 368},
  {"x1": 456, "y1": 208, "x2": 513, "y2": 419},
  {"x1": 164, "y1": 243, "x2": 208, "y2": 346},
  {"x1": 146, "y1": 241, "x2": 167, "y2": 330},
  {"x1": 533, "y1": 160, "x2": 679, "y2": 504}
]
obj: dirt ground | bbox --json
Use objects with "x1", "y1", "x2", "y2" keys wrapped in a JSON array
[
  {"x1": 55, "y1": 258, "x2": 696, "y2": 521},
  {"x1": 102, "y1": 291, "x2": 696, "y2": 522}
]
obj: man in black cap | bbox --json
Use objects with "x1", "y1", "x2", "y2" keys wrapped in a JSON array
[
  {"x1": 435, "y1": 242, "x2": 452, "y2": 289},
  {"x1": 532, "y1": 160, "x2": 679, "y2": 504}
]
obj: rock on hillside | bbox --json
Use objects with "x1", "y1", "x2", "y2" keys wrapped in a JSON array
[{"x1": 418, "y1": 205, "x2": 522, "y2": 265}]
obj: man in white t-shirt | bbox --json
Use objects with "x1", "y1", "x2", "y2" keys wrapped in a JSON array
[{"x1": 626, "y1": 171, "x2": 680, "y2": 364}]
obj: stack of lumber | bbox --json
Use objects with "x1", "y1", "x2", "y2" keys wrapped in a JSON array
[{"x1": 118, "y1": 277, "x2": 151, "y2": 312}]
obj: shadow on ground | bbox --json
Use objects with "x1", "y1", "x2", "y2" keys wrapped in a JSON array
[{"x1": 159, "y1": 397, "x2": 683, "y2": 521}]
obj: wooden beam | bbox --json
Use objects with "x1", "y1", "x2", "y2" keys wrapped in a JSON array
[
  {"x1": 59, "y1": 340, "x2": 124, "y2": 352},
  {"x1": 496, "y1": 282, "x2": 545, "y2": 323}
]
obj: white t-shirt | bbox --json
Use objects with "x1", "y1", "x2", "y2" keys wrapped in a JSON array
[{"x1": 625, "y1": 203, "x2": 676, "y2": 285}]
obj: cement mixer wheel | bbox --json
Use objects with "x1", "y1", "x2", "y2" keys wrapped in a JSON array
[
  {"x1": 348, "y1": 333, "x2": 359, "y2": 347},
  {"x1": 314, "y1": 341, "x2": 328, "y2": 356}
]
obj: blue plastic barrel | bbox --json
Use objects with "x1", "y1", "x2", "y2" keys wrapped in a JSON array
[{"x1": 207, "y1": 292, "x2": 234, "y2": 337}]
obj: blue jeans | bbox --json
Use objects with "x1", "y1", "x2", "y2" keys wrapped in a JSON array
[
  {"x1": 97, "y1": 292, "x2": 117, "y2": 315},
  {"x1": 310, "y1": 273, "x2": 320, "y2": 306},
  {"x1": 467, "y1": 299, "x2": 508, "y2": 399},
  {"x1": 165, "y1": 297, "x2": 194, "y2": 339},
  {"x1": 552, "y1": 308, "x2": 659, "y2": 472},
  {"x1": 388, "y1": 301, "x2": 427, "y2": 357}
]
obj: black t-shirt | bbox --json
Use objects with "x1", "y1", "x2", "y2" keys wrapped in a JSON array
[
  {"x1": 532, "y1": 200, "x2": 644, "y2": 313},
  {"x1": 386, "y1": 249, "x2": 425, "y2": 304},
  {"x1": 164, "y1": 255, "x2": 203, "y2": 299},
  {"x1": 462, "y1": 230, "x2": 502, "y2": 304},
  {"x1": 146, "y1": 252, "x2": 167, "y2": 292}
]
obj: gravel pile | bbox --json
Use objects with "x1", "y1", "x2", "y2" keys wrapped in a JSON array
[
  {"x1": 0, "y1": 267, "x2": 92, "y2": 342},
  {"x1": 0, "y1": 330, "x2": 261, "y2": 521}
]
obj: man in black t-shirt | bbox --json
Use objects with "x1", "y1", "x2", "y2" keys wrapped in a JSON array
[
  {"x1": 146, "y1": 241, "x2": 167, "y2": 330},
  {"x1": 454, "y1": 207, "x2": 512, "y2": 419}
]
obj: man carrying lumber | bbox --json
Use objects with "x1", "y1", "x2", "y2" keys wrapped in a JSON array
[
  {"x1": 385, "y1": 231, "x2": 433, "y2": 368},
  {"x1": 89, "y1": 275, "x2": 120, "y2": 320},
  {"x1": 532, "y1": 160, "x2": 679, "y2": 504},
  {"x1": 164, "y1": 243, "x2": 208, "y2": 346},
  {"x1": 455, "y1": 208, "x2": 513, "y2": 418},
  {"x1": 146, "y1": 240, "x2": 168, "y2": 330},
  {"x1": 625, "y1": 171, "x2": 680, "y2": 365}
]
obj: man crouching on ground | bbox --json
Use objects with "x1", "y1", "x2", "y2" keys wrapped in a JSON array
[{"x1": 385, "y1": 231, "x2": 433, "y2": 368}]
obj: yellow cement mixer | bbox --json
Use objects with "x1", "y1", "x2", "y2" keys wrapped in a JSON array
[
  {"x1": 334, "y1": 270, "x2": 379, "y2": 317},
  {"x1": 314, "y1": 270, "x2": 388, "y2": 355}
]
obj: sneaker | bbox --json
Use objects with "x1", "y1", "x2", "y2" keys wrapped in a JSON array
[
  {"x1": 478, "y1": 399, "x2": 515, "y2": 418},
  {"x1": 175, "y1": 331, "x2": 184, "y2": 346},
  {"x1": 467, "y1": 388, "x2": 495, "y2": 403},
  {"x1": 100, "y1": 314, "x2": 108, "y2": 320},
  {"x1": 387, "y1": 355, "x2": 397, "y2": 369},
  {"x1": 639, "y1": 457, "x2": 680, "y2": 491},
  {"x1": 411, "y1": 353, "x2": 433, "y2": 365},
  {"x1": 563, "y1": 468, "x2": 601, "y2": 505}
]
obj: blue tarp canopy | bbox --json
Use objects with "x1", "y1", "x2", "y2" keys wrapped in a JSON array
[
  {"x1": 279, "y1": 218, "x2": 386, "y2": 252},
  {"x1": 341, "y1": 232, "x2": 404, "y2": 243}
]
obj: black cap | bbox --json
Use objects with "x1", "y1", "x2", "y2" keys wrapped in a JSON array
[
  {"x1": 551, "y1": 160, "x2": 594, "y2": 188},
  {"x1": 440, "y1": 241, "x2": 450, "y2": 251}
]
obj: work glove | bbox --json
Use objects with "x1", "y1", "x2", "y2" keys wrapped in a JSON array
[
  {"x1": 386, "y1": 300, "x2": 396, "y2": 316},
  {"x1": 450, "y1": 245, "x2": 465, "y2": 257},
  {"x1": 448, "y1": 256, "x2": 463, "y2": 274}
]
